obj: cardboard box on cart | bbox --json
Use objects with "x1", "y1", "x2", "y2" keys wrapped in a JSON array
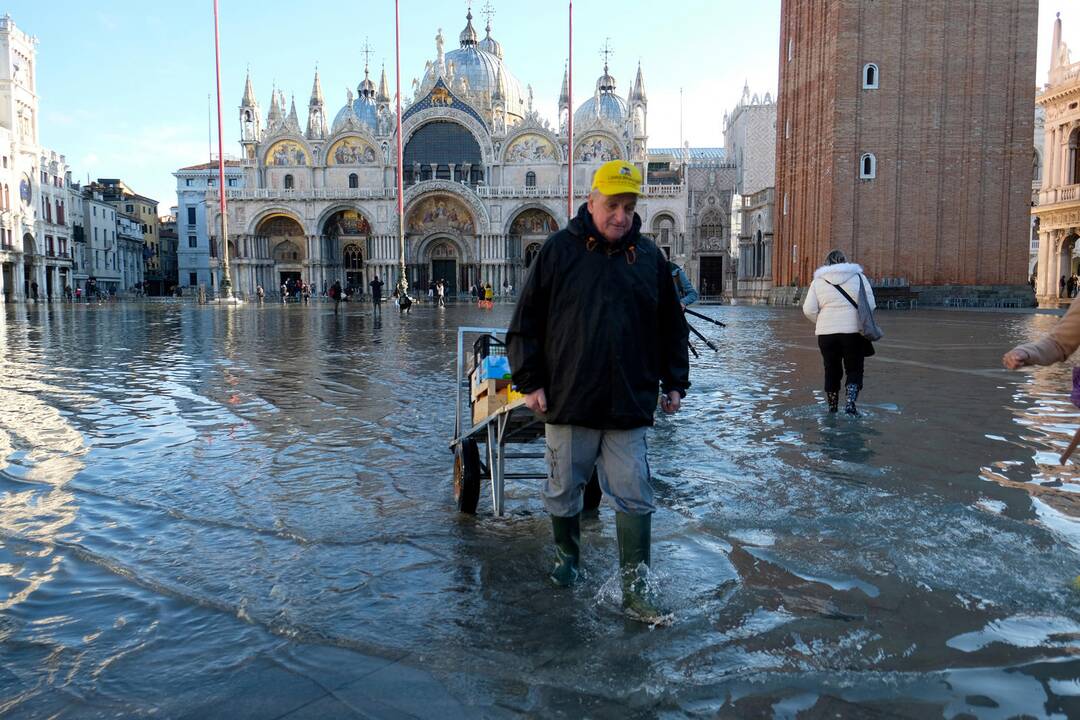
[{"x1": 469, "y1": 355, "x2": 518, "y2": 425}]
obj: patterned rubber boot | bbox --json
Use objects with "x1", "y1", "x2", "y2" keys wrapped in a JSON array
[
  {"x1": 826, "y1": 391, "x2": 839, "y2": 413},
  {"x1": 549, "y1": 514, "x2": 581, "y2": 587},
  {"x1": 844, "y1": 383, "x2": 861, "y2": 416}
]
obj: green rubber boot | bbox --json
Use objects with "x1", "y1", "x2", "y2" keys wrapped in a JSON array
[
  {"x1": 549, "y1": 514, "x2": 581, "y2": 587},
  {"x1": 615, "y1": 512, "x2": 668, "y2": 623}
]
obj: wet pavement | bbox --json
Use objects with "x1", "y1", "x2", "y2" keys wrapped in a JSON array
[{"x1": 2, "y1": 300, "x2": 1080, "y2": 718}]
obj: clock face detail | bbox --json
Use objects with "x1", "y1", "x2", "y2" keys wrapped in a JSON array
[{"x1": 20, "y1": 175, "x2": 31, "y2": 205}]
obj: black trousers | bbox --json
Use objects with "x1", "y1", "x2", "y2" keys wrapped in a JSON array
[{"x1": 817, "y1": 333, "x2": 865, "y2": 392}]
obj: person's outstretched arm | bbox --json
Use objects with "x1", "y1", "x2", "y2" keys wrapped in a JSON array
[{"x1": 1003, "y1": 300, "x2": 1080, "y2": 368}]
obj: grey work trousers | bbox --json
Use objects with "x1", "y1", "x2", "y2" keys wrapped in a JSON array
[{"x1": 544, "y1": 424, "x2": 655, "y2": 517}]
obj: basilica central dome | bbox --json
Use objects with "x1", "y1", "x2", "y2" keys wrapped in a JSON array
[{"x1": 434, "y1": 10, "x2": 527, "y2": 121}]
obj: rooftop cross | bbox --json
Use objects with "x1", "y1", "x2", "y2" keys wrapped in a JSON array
[
  {"x1": 600, "y1": 38, "x2": 614, "y2": 72},
  {"x1": 360, "y1": 38, "x2": 373, "y2": 73},
  {"x1": 481, "y1": 0, "x2": 495, "y2": 29}
]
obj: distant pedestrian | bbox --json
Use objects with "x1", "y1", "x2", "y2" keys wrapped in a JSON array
[
  {"x1": 802, "y1": 249, "x2": 877, "y2": 416},
  {"x1": 330, "y1": 280, "x2": 342, "y2": 312},
  {"x1": 280, "y1": 282, "x2": 288, "y2": 303},
  {"x1": 428, "y1": 280, "x2": 435, "y2": 300},
  {"x1": 256, "y1": 285, "x2": 265, "y2": 302},
  {"x1": 302, "y1": 282, "x2": 311, "y2": 304},
  {"x1": 502, "y1": 279, "x2": 510, "y2": 297},
  {"x1": 369, "y1": 275, "x2": 384, "y2": 314},
  {"x1": 1062, "y1": 275, "x2": 1067, "y2": 298},
  {"x1": 30, "y1": 281, "x2": 38, "y2": 300},
  {"x1": 436, "y1": 279, "x2": 446, "y2": 307},
  {"x1": 484, "y1": 282, "x2": 494, "y2": 302}
]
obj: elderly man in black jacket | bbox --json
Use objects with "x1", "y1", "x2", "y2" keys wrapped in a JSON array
[{"x1": 507, "y1": 159, "x2": 690, "y2": 622}]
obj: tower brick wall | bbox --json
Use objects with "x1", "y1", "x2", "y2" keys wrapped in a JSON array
[{"x1": 775, "y1": 0, "x2": 1037, "y2": 288}]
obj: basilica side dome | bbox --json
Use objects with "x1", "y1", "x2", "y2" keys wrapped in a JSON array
[{"x1": 574, "y1": 65, "x2": 627, "y2": 125}]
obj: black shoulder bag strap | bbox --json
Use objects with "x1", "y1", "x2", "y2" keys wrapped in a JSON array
[{"x1": 827, "y1": 279, "x2": 858, "y2": 309}]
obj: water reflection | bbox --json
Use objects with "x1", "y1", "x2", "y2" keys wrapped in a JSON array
[{"x1": 0, "y1": 303, "x2": 1079, "y2": 716}]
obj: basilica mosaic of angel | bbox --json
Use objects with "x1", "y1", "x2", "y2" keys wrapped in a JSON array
[
  {"x1": 574, "y1": 135, "x2": 618, "y2": 163},
  {"x1": 505, "y1": 134, "x2": 557, "y2": 163},
  {"x1": 328, "y1": 137, "x2": 378, "y2": 165},
  {"x1": 510, "y1": 209, "x2": 557, "y2": 236},
  {"x1": 266, "y1": 140, "x2": 310, "y2": 166}
]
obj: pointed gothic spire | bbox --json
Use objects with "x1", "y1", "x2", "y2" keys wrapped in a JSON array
[
  {"x1": 632, "y1": 62, "x2": 647, "y2": 104},
  {"x1": 266, "y1": 84, "x2": 283, "y2": 126},
  {"x1": 377, "y1": 64, "x2": 390, "y2": 103},
  {"x1": 559, "y1": 63, "x2": 569, "y2": 107},
  {"x1": 242, "y1": 69, "x2": 257, "y2": 106},
  {"x1": 307, "y1": 71, "x2": 327, "y2": 139},
  {"x1": 309, "y1": 69, "x2": 324, "y2": 106},
  {"x1": 493, "y1": 64, "x2": 506, "y2": 102},
  {"x1": 284, "y1": 95, "x2": 301, "y2": 133}
]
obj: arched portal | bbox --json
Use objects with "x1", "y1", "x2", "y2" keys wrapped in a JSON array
[
  {"x1": 22, "y1": 233, "x2": 37, "y2": 299},
  {"x1": 343, "y1": 243, "x2": 364, "y2": 290},
  {"x1": 524, "y1": 242, "x2": 542, "y2": 269},
  {"x1": 258, "y1": 214, "x2": 306, "y2": 291},
  {"x1": 427, "y1": 240, "x2": 459, "y2": 296},
  {"x1": 509, "y1": 208, "x2": 557, "y2": 282}
]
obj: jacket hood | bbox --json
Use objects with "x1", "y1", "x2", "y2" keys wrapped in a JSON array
[
  {"x1": 568, "y1": 202, "x2": 643, "y2": 251},
  {"x1": 813, "y1": 262, "x2": 864, "y2": 283}
]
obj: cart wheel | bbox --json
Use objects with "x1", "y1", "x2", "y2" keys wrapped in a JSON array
[
  {"x1": 583, "y1": 467, "x2": 602, "y2": 512},
  {"x1": 454, "y1": 438, "x2": 482, "y2": 514}
]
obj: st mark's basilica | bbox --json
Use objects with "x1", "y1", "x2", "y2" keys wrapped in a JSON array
[{"x1": 213, "y1": 8, "x2": 756, "y2": 298}]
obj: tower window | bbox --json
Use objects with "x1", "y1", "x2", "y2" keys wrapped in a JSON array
[
  {"x1": 525, "y1": 171, "x2": 536, "y2": 188},
  {"x1": 787, "y1": 38, "x2": 794, "y2": 62},
  {"x1": 284, "y1": 174, "x2": 294, "y2": 189},
  {"x1": 348, "y1": 173, "x2": 359, "y2": 189},
  {"x1": 860, "y1": 153, "x2": 876, "y2": 179},
  {"x1": 863, "y1": 63, "x2": 879, "y2": 89}
]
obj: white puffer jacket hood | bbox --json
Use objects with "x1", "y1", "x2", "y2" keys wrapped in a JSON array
[{"x1": 802, "y1": 263, "x2": 876, "y2": 335}]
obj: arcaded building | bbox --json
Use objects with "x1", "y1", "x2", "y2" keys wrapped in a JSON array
[
  {"x1": 1033, "y1": 13, "x2": 1080, "y2": 307},
  {"x1": 774, "y1": 0, "x2": 1038, "y2": 301}
]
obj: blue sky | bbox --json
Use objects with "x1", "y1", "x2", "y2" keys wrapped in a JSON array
[{"x1": 6, "y1": 1, "x2": 1074, "y2": 214}]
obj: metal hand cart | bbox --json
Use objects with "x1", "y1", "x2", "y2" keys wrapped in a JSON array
[{"x1": 449, "y1": 326, "x2": 601, "y2": 516}]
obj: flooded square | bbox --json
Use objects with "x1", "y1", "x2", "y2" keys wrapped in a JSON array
[{"x1": 2, "y1": 301, "x2": 1079, "y2": 718}]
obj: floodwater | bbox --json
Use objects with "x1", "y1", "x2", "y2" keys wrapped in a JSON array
[{"x1": 2, "y1": 300, "x2": 1080, "y2": 719}]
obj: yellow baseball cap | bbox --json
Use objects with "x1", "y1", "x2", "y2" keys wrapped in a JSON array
[{"x1": 591, "y1": 160, "x2": 643, "y2": 196}]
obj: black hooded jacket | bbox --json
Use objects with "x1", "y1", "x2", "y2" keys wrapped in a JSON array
[{"x1": 507, "y1": 203, "x2": 690, "y2": 429}]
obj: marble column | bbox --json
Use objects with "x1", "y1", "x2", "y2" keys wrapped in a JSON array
[
  {"x1": 1037, "y1": 230, "x2": 1052, "y2": 298},
  {"x1": 14, "y1": 255, "x2": 24, "y2": 301}
]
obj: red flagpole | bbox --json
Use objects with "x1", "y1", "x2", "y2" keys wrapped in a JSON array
[
  {"x1": 395, "y1": 0, "x2": 407, "y2": 295},
  {"x1": 212, "y1": 0, "x2": 233, "y2": 299},
  {"x1": 567, "y1": 1, "x2": 574, "y2": 218}
]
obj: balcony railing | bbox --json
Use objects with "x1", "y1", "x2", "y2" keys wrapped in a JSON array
[
  {"x1": 221, "y1": 183, "x2": 686, "y2": 202},
  {"x1": 223, "y1": 187, "x2": 396, "y2": 201},
  {"x1": 478, "y1": 184, "x2": 685, "y2": 198},
  {"x1": 1039, "y1": 184, "x2": 1080, "y2": 206}
]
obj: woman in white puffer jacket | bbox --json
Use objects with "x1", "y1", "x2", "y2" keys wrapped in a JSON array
[{"x1": 802, "y1": 249, "x2": 876, "y2": 415}]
